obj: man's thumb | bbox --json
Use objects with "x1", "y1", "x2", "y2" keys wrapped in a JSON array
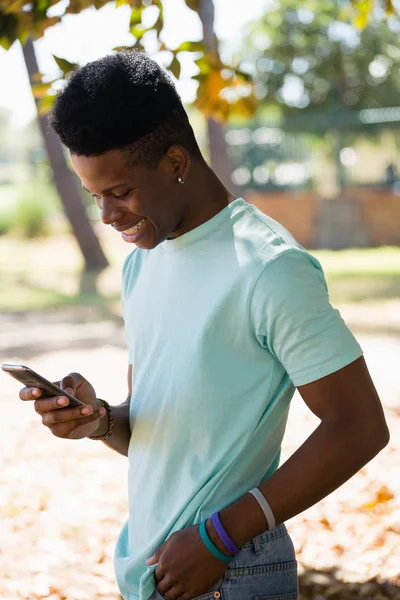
[{"x1": 145, "y1": 547, "x2": 161, "y2": 565}]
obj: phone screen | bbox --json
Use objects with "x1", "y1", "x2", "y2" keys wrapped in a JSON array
[{"x1": 1, "y1": 364, "x2": 85, "y2": 407}]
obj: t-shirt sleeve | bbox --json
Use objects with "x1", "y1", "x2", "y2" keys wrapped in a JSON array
[{"x1": 250, "y1": 249, "x2": 363, "y2": 387}]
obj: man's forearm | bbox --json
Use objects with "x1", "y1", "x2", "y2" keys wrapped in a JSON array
[
  {"x1": 207, "y1": 418, "x2": 389, "y2": 552},
  {"x1": 92, "y1": 399, "x2": 131, "y2": 457}
]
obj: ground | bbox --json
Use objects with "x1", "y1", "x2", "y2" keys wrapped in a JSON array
[
  {"x1": 1, "y1": 236, "x2": 399, "y2": 600},
  {"x1": 1, "y1": 314, "x2": 399, "y2": 600}
]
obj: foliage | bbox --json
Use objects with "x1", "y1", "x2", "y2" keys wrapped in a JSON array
[
  {"x1": 350, "y1": 0, "x2": 398, "y2": 28},
  {"x1": 0, "y1": 0, "x2": 257, "y2": 122},
  {"x1": 1, "y1": 178, "x2": 61, "y2": 238},
  {"x1": 0, "y1": 202, "x2": 13, "y2": 235},
  {"x1": 242, "y1": 0, "x2": 400, "y2": 121}
]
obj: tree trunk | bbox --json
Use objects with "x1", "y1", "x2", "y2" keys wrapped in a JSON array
[
  {"x1": 22, "y1": 37, "x2": 108, "y2": 272},
  {"x1": 334, "y1": 127, "x2": 346, "y2": 194},
  {"x1": 197, "y1": 0, "x2": 239, "y2": 195}
]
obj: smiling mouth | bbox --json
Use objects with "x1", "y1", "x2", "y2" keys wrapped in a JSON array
[{"x1": 121, "y1": 218, "x2": 146, "y2": 235}]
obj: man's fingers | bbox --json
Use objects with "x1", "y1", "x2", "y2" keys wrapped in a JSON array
[
  {"x1": 50, "y1": 409, "x2": 105, "y2": 438},
  {"x1": 42, "y1": 403, "x2": 95, "y2": 425},
  {"x1": 60, "y1": 372, "x2": 86, "y2": 396},
  {"x1": 34, "y1": 396, "x2": 71, "y2": 414},
  {"x1": 19, "y1": 386, "x2": 42, "y2": 401}
]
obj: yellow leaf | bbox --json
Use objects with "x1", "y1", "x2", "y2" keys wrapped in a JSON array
[
  {"x1": 183, "y1": 0, "x2": 199, "y2": 11},
  {"x1": 320, "y1": 517, "x2": 332, "y2": 530},
  {"x1": 385, "y1": 0, "x2": 395, "y2": 15},
  {"x1": 32, "y1": 81, "x2": 52, "y2": 99},
  {"x1": 354, "y1": 10, "x2": 369, "y2": 29},
  {"x1": 362, "y1": 485, "x2": 394, "y2": 509},
  {"x1": 31, "y1": 71, "x2": 44, "y2": 83}
]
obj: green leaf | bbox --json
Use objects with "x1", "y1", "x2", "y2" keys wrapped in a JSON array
[
  {"x1": 129, "y1": 6, "x2": 143, "y2": 26},
  {"x1": 174, "y1": 40, "x2": 206, "y2": 53},
  {"x1": 234, "y1": 69, "x2": 253, "y2": 83},
  {"x1": 0, "y1": 35, "x2": 13, "y2": 49},
  {"x1": 130, "y1": 25, "x2": 147, "y2": 39},
  {"x1": 53, "y1": 54, "x2": 77, "y2": 75},
  {"x1": 154, "y1": 16, "x2": 163, "y2": 35},
  {"x1": 35, "y1": 0, "x2": 48, "y2": 13},
  {"x1": 37, "y1": 93, "x2": 57, "y2": 116},
  {"x1": 169, "y1": 55, "x2": 181, "y2": 79},
  {"x1": 194, "y1": 55, "x2": 211, "y2": 75},
  {"x1": 0, "y1": 11, "x2": 18, "y2": 46},
  {"x1": 1, "y1": 0, "x2": 25, "y2": 15}
]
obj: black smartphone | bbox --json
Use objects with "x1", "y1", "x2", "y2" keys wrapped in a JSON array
[{"x1": 1, "y1": 363, "x2": 85, "y2": 407}]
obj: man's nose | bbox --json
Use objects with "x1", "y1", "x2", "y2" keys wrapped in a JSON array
[{"x1": 100, "y1": 196, "x2": 122, "y2": 225}]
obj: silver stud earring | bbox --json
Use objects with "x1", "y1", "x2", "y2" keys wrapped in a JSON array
[{"x1": 178, "y1": 176, "x2": 184, "y2": 184}]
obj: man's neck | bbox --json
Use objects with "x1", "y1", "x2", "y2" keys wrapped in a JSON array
[{"x1": 174, "y1": 163, "x2": 237, "y2": 238}]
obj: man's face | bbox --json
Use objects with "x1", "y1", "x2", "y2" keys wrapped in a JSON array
[{"x1": 71, "y1": 148, "x2": 187, "y2": 250}]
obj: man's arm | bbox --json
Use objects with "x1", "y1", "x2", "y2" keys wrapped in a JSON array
[
  {"x1": 92, "y1": 364, "x2": 132, "y2": 458},
  {"x1": 206, "y1": 356, "x2": 390, "y2": 550}
]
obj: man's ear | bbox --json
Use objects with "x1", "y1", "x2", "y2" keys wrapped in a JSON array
[{"x1": 165, "y1": 145, "x2": 191, "y2": 181}]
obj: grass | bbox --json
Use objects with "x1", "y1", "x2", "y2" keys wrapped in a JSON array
[
  {"x1": 312, "y1": 247, "x2": 400, "y2": 303},
  {"x1": 0, "y1": 231, "x2": 399, "y2": 313}
]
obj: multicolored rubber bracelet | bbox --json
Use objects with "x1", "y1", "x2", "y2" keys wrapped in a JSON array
[
  {"x1": 199, "y1": 520, "x2": 234, "y2": 564},
  {"x1": 211, "y1": 512, "x2": 241, "y2": 555}
]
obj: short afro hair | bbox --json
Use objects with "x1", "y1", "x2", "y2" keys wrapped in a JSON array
[{"x1": 50, "y1": 51, "x2": 203, "y2": 167}]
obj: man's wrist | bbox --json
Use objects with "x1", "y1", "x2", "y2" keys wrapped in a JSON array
[
  {"x1": 217, "y1": 492, "x2": 267, "y2": 548},
  {"x1": 205, "y1": 518, "x2": 234, "y2": 557},
  {"x1": 88, "y1": 399, "x2": 112, "y2": 439}
]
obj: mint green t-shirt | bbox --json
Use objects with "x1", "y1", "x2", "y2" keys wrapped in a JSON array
[{"x1": 115, "y1": 198, "x2": 363, "y2": 600}]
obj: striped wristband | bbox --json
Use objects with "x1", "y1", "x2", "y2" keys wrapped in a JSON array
[
  {"x1": 249, "y1": 487, "x2": 276, "y2": 531},
  {"x1": 211, "y1": 512, "x2": 241, "y2": 556},
  {"x1": 199, "y1": 520, "x2": 235, "y2": 564}
]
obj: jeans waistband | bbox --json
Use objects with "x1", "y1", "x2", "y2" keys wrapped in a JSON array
[{"x1": 241, "y1": 522, "x2": 288, "y2": 553}]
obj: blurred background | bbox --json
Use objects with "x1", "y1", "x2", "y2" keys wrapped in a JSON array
[{"x1": 0, "y1": 0, "x2": 399, "y2": 599}]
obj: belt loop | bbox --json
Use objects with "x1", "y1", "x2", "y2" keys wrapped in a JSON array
[{"x1": 251, "y1": 532, "x2": 262, "y2": 554}]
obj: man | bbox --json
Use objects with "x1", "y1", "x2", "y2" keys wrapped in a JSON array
[{"x1": 20, "y1": 52, "x2": 389, "y2": 600}]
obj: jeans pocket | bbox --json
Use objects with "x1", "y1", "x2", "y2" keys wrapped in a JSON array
[
  {"x1": 152, "y1": 577, "x2": 224, "y2": 600},
  {"x1": 221, "y1": 560, "x2": 298, "y2": 600},
  {"x1": 255, "y1": 594, "x2": 298, "y2": 600}
]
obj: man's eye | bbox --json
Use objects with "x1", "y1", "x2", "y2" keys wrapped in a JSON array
[{"x1": 115, "y1": 190, "x2": 131, "y2": 199}]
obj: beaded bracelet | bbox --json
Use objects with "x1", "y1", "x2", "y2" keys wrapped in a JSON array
[
  {"x1": 88, "y1": 398, "x2": 115, "y2": 441},
  {"x1": 199, "y1": 520, "x2": 234, "y2": 564}
]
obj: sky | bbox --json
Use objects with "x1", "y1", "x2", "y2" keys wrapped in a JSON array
[{"x1": 0, "y1": 0, "x2": 268, "y2": 127}]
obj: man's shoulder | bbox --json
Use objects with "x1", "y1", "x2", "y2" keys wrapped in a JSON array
[{"x1": 232, "y1": 201, "x2": 305, "y2": 267}]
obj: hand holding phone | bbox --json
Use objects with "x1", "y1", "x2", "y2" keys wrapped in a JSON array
[
  {"x1": 1, "y1": 364, "x2": 85, "y2": 407},
  {"x1": 2, "y1": 363, "x2": 107, "y2": 440}
]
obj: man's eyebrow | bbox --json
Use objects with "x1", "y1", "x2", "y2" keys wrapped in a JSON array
[{"x1": 82, "y1": 183, "x2": 131, "y2": 195}]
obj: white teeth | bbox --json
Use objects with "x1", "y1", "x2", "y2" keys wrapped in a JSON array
[{"x1": 123, "y1": 218, "x2": 145, "y2": 235}]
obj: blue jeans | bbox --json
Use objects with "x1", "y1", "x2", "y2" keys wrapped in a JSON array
[{"x1": 149, "y1": 523, "x2": 298, "y2": 600}]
